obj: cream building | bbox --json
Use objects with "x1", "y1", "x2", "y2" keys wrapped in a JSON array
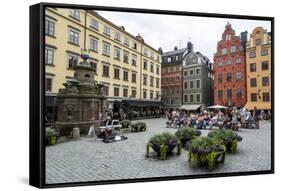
[
  {"x1": 45, "y1": 8, "x2": 161, "y2": 112},
  {"x1": 245, "y1": 26, "x2": 271, "y2": 111}
]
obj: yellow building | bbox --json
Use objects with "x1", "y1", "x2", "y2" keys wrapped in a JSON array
[
  {"x1": 45, "y1": 8, "x2": 161, "y2": 110},
  {"x1": 245, "y1": 26, "x2": 271, "y2": 111}
]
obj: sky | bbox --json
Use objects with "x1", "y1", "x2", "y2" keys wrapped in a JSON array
[{"x1": 97, "y1": 10, "x2": 271, "y2": 61}]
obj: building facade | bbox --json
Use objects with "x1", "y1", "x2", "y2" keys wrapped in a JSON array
[
  {"x1": 213, "y1": 23, "x2": 247, "y2": 107},
  {"x1": 182, "y1": 51, "x2": 214, "y2": 111},
  {"x1": 161, "y1": 44, "x2": 191, "y2": 109},
  {"x1": 45, "y1": 8, "x2": 161, "y2": 117},
  {"x1": 245, "y1": 27, "x2": 271, "y2": 111}
]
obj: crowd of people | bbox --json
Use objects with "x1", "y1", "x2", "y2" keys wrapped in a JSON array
[{"x1": 165, "y1": 106, "x2": 271, "y2": 131}]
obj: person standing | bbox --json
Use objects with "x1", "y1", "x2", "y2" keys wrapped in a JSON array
[{"x1": 253, "y1": 106, "x2": 260, "y2": 129}]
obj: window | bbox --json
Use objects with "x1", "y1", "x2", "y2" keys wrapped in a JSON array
[
  {"x1": 218, "y1": 74, "x2": 223, "y2": 83},
  {"x1": 189, "y1": 81, "x2": 194, "y2": 89},
  {"x1": 184, "y1": 81, "x2": 188, "y2": 89},
  {"x1": 249, "y1": 51, "x2": 256, "y2": 58},
  {"x1": 132, "y1": 42, "x2": 137, "y2": 50},
  {"x1": 102, "y1": 43, "x2": 110, "y2": 56},
  {"x1": 262, "y1": 76, "x2": 269, "y2": 86},
  {"x1": 218, "y1": 90, "x2": 223, "y2": 99},
  {"x1": 114, "y1": 68, "x2": 120, "y2": 79},
  {"x1": 45, "y1": 17, "x2": 55, "y2": 36},
  {"x1": 167, "y1": 57, "x2": 171, "y2": 62},
  {"x1": 132, "y1": 89, "x2": 137, "y2": 98},
  {"x1": 143, "y1": 91, "x2": 147, "y2": 99},
  {"x1": 123, "y1": 88, "x2": 128, "y2": 97},
  {"x1": 262, "y1": 61, "x2": 269, "y2": 70},
  {"x1": 103, "y1": 65, "x2": 109, "y2": 77},
  {"x1": 261, "y1": 49, "x2": 268, "y2": 56},
  {"x1": 150, "y1": 91, "x2": 153, "y2": 99},
  {"x1": 89, "y1": 59, "x2": 97, "y2": 73},
  {"x1": 156, "y1": 91, "x2": 160, "y2": 100},
  {"x1": 114, "y1": 47, "x2": 121, "y2": 60},
  {"x1": 143, "y1": 76, "x2": 147, "y2": 85},
  {"x1": 89, "y1": 37, "x2": 98, "y2": 52},
  {"x1": 150, "y1": 63, "x2": 154, "y2": 73},
  {"x1": 144, "y1": 48, "x2": 148, "y2": 56},
  {"x1": 226, "y1": 73, "x2": 232, "y2": 82},
  {"x1": 68, "y1": 54, "x2": 78, "y2": 68},
  {"x1": 45, "y1": 77, "x2": 53, "y2": 92},
  {"x1": 230, "y1": 45, "x2": 236, "y2": 53},
  {"x1": 124, "y1": 37, "x2": 129, "y2": 46},
  {"x1": 226, "y1": 59, "x2": 231, "y2": 65},
  {"x1": 218, "y1": 60, "x2": 223, "y2": 67},
  {"x1": 175, "y1": 55, "x2": 179, "y2": 61},
  {"x1": 184, "y1": 95, "x2": 188, "y2": 102},
  {"x1": 251, "y1": 93, "x2": 257, "y2": 102},
  {"x1": 250, "y1": 78, "x2": 257, "y2": 87},
  {"x1": 123, "y1": 71, "x2": 129, "y2": 81},
  {"x1": 143, "y1": 60, "x2": 147, "y2": 70},
  {"x1": 150, "y1": 77, "x2": 154, "y2": 87},
  {"x1": 114, "y1": 32, "x2": 121, "y2": 41},
  {"x1": 196, "y1": 94, "x2": 200, "y2": 103},
  {"x1": 132, "y1": 54, "x2": 137, "y2": 66},
  {"x1": 189, "y1": 69, "x2": 194, "y2": 75},
  {"x1": 196, "y1": 68, "x2": 200, "y2": 75},
  {"x1": 103, "y1": 86, "x2": 109, "y2": 96},
  {"x1": 156, "y1": 66, "x2": 160, "y2": 74},
  {"x1": 184, "y1": 70, "x2": 188, "y2": 76},
  {"x1": 90, "y1": 19, "x2": 99, "y2": 30},
  {"x1": 123, "y1": 51, "x2": 129, "y2": 63},
  {"x1": 103, "y1": 26, "x2": 111, "y2": 36},
  {"x1": 250, "y1": 63, "x2": 256, "y2": 72},
  {"x1": 263, "y1": 92, "x2": 270, "y2": 102},
  {"x1": 69, "y1": 28, "x2": 79, "y2": 45},
  {"x1": 235, "y1": 58, "x2": 241, "y2": 64},
  {"x1": 190, "y1": 94, "x2": 194, "y2": 103},
  {"x1": 226, "y1": 34, "x2": 231, "y2": 40},
  {"x1": 222, "y1": 48, "x2": 227, "y2": 55},
  {"x1": 236, "y1": 88, "x2": 242, "y2": 99},
  {"x1": 132, "y1": 73, "x2": 136, "y2": 83},
  {"x1": 45, "y1": 47, "x2": 54, "y2": 65},
  {"x1": 256, "y1": 39, "x2": 261, "y2": 46},
  {"x1": 196, "y1": 79, "x2": 200, "y2": 89},
  {"x1": 227, "y1": 89, "x2": 232, "y2": 99},
  {"x1": 236, "y1": 72, "x2": 242, "y2": 81},
  {"x1": 114, "y1": 87, "x2": 119, "y2": 97},
  {"x1": 69, "y1": 9, "x2": 80, "y2": 20},
  {"x1": 156, "y1": 78, "x2": 160, "y2": 88}
]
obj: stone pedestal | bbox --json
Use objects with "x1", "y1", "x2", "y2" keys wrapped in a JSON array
[{"x1": 72, "y1": 127, "x2": 80, "y2": 139}]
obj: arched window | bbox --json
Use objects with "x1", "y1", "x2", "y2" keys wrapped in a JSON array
[{"x1": 84, "y1": 74, "x2": 90, "y2": 78}]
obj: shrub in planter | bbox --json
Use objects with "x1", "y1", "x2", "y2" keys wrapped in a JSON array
[
  {"x1": 186, "y1": 137, "x2": 226, "y2": 170},
  {"x1": 121, "y1": 120, "x2": 131, "y2": 129},
  {"x1": 146, "y1": 132, "x2": 181, "y2": 160},
  {"x1": 175, "y1": 128, "x2": 201, "y2": 146},
  {"x1": 208, "y1": 129, "x2": 243, "y2": 153},
  {"x1": 131, "y1": 122, "x2": 147, "y2": 132},
  {"x1": 45, "y1": 127, "x2": 58, "y2": 145}
]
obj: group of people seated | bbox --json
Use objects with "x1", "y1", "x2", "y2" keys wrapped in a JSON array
[{"x1": 165, "y1": 106, "x2": 264, "y2": 131}]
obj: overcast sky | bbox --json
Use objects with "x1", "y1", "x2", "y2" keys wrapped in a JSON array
[{"x1": 97, "y1": 11, "x2": 271, "y2": 61}]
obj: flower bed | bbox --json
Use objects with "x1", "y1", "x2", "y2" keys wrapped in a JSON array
[
  {"x1": 186, "y1": 137, "x2": 226, "y2": 170},
  {"x1": 146, "y1": 132, "x2": 181, "y2": 160},
  {"x1": 45, "y1": 127, "x2": 58, "y2": 145},
  {"x1": 208, "y1": 129, "x2": 243, "y2": 153},
  {"x1": 131, "y1": 122, "x2": 147, "y2": 132},
  {"x1": 121, "y1": 120, "x2": 131, "y2": 129},
  {"x1": 175, "y1": 128, "x2": 201, "y2": 147}
]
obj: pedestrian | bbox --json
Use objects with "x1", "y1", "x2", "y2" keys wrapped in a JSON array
[{"x1": 253, "y1": 106, "x2": 260, "y2": 129}]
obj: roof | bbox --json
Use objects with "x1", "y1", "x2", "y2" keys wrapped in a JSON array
[{"x1": 162, "y1": 48, "x2": 187, "y2": 57}]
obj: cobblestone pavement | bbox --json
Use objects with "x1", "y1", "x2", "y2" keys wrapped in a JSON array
[{"x1": 46, "y1": 118, "x2": 272, "y2": 184}]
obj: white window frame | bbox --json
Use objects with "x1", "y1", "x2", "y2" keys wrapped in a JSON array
[
  {"x1": 102, "y1": 43, "x2": 110, "y2": 56},
  {"x1": 89, "y1": 37, "x2": 98, "y2": 52},
  {"x1": 45, "y1": 46, "x2": 55, "y2": 65},
  {"x1": 68, "y1": 27, "x2": 80, "y2": 45},
  {"x1": 90, "y1": 19, "x2": 99, "y2": 30}
]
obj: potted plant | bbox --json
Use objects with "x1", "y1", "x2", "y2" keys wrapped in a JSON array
[
  {"x1": 45, "y1": 127, "x2": 58, "y2": 145},
  {"x1": 207, "y1": 129, "x2": 243, "y2": 153},
  {"x1": 121, "y1": 120, "x2": 131, "y2": 129},
  {"x1": 186, "y1": 137, "x2": 226, "y2": 170},
  {"x1": 146, "y1": 132, "x2": 181, "y2": 160},
  {"x1": 131, "y1": 122, "x2": 147, "y2": 132},
  {"x1": 175, "y1": 128, "x2": 201, "y2": 147}
]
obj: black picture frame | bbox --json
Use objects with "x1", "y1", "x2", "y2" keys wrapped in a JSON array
[{"x1": 30, "y1": 2, "x2": 274, "y2": 188}]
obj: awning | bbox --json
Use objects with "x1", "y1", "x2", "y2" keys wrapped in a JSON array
[
  {"x1": 180, "y1": 104, "x2": 201, "y2": 111},
  {"x1": 122, "y1": 100, "x2": 164, "y2": 107}
]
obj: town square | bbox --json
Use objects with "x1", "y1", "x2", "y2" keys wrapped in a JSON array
[{"x1": 44, "y1": 7, "x2": 272, "y2": 184}]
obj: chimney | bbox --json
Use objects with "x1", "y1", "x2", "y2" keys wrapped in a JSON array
[
  {"x1": 158, "y1": 47, "x2": 163, "y2": 55},
  {"x1": 174, "y1": 46, "x2": 178, "y2": 50},
  {"x1": 187, "y1": 41, "x2": 194, "y2": 53}
]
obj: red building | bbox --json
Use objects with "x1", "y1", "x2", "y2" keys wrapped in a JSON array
[{"x1": 213, "y1": 23, "x2": 247, "y2": 107}]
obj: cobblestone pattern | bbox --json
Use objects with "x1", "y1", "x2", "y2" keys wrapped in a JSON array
[{"x1": 46, "y1": 119, "x2": 272, "y2": 184}]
